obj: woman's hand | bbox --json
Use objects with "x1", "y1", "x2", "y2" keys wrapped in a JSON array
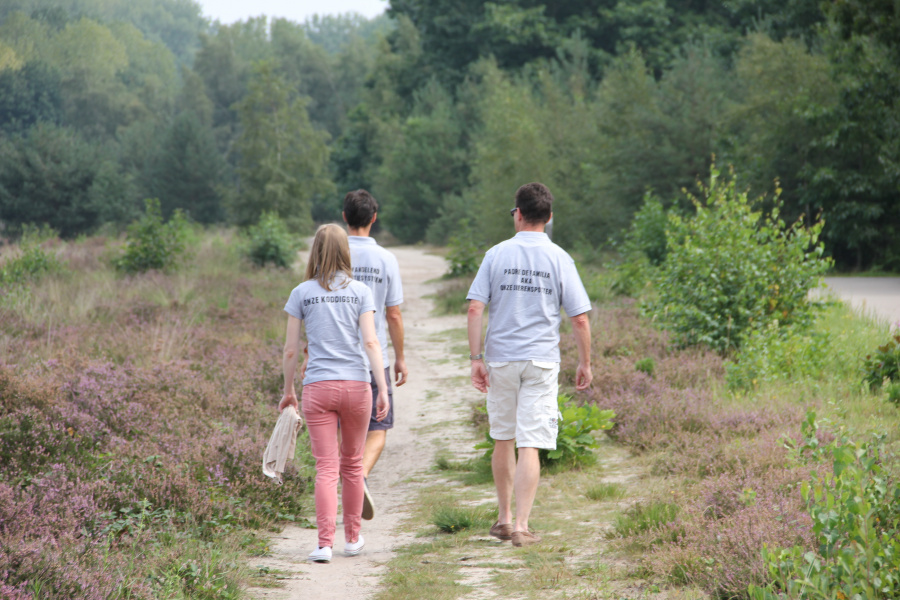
[
  {"x1": 374, "y1": 387, "x2": 389, "y2": 421},
  {"x1": 279, "y1": 392, "x2": 299, "y2": 413}
]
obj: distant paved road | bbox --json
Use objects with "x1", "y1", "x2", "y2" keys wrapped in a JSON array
[{"x1": 824, "y1": 277, "x2": 900, "y2": 330}]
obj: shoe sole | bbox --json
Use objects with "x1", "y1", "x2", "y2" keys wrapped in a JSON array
[
  {"x1": 345, "y1": 544, "x2": 365, "y2": 557},
  {"x1": 489, "y1": 525, "x2": 513, "y2": 541},
  {"x1": 362, "y1": 484, "x2": 375, "y2": 520}
]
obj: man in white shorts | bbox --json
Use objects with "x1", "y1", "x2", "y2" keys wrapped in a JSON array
[
  {"x1": 343, "y1": 189, "x2": 408, "y2": 520},
  {"x1": 466, "y1": 182, "x2": 593, "y2": 547}
]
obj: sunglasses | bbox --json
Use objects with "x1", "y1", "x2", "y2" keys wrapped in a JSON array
[{"x1": 509, "y1": 207, "x2": 518, "y2": 216}]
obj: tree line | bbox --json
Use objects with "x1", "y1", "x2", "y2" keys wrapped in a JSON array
[{"x1": 0, "y1": 0, "x2": 897, "y2": 271}]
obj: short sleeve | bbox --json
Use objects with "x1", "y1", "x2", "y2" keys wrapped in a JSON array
[
  {"x1": 385, "y1": 254, "x2": 404, "y2": 307},
  {"x1": 284, "y1": 287, "x2": 303, "y2": 320},
  {"x1": 560, "y1": 256, "x2": 592, "y2": 317},
  {"x1": 466, "y1": 250, "x2": 493, "y2": 304},
  {"x1": 358, "y1": 284, "x2": 376, "y2": 316}
]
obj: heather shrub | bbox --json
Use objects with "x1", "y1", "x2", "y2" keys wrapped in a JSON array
[
  {"x1": 648, "y1": 470, "x2": 816, "y2": 598},
  {"x1": 243, "y1": 211, "x2": 299, "y2": 268},
  {"x1": 647, "y1": 165, "x2": 830, "y2": 354},
  {"x1": 114, "y1": 198, "x2": 190, "y2": 274},
  {"x1": 750, "y1": 417, "x2": 900, "y2": 600},
  {"x1": 0, "y1": 229, "x2": 309, "y2": 597}
]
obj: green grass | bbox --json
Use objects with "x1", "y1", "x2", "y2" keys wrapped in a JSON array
[
  {"x1": 430, "y1": 277, "x2": 473, "y2": 315},
  {"x1": 584, "y1": 482, "x2": 626, "y2": 501},
  {"x1": 611, "y1": 502, "x2": 680, "y2": 538},
  {"x1": 432, "y1": 505, "x2": 498, "y2": 534}
]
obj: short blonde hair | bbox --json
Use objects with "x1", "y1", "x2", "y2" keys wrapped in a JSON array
[{"x1": 305, "y1": 224, "x2": 352, "y2": 291}]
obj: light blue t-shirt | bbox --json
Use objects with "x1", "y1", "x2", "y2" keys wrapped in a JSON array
[
  {"x1": 467, "y1": 231, "x2": 592, "y2": 363},
  {"x1": 283, "y1": 273, "x2": 376, "y2": 385},
  {"x1": 348, "y1": 236, "x2": 403, "y2": 365}
]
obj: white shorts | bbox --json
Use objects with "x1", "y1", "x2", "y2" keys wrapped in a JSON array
[{"x1": 486, "y1": 360, "x2": 560, "y2": 450}]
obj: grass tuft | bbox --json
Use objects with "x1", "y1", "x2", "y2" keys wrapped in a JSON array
[
  {"x1": 432, "y1": 505, "x2": 497, "y2": 534},
  {"x1": 584, "y1": 482, "x2": 626, "y2": 501}
]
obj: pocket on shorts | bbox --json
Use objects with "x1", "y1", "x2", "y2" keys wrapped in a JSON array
[
  {"x1": 487, "y1": 361, "x2": 509, "y2": 368},
  {"x1": 531, "y1": 360, "x2": 556, "y2": 369}
]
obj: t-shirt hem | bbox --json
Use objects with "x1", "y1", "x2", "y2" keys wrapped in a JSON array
[
  {"x1": 485, "y1": 356, "x2": 561, "y2": 363},
  {"x1": 284, "y1": 307, "x2": 301, "y2": 319},
  {"x1": 467, "y1": 293, "x2": 489, "y2": 303},
  {"x1": 303, "y1": 372, "x2": 371, "y2": 386}
]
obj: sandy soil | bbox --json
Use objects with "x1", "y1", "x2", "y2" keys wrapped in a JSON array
[{"x1": 247, "y1": 245, "x2": 480, "y2": 600}]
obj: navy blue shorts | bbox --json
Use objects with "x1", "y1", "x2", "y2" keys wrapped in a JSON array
[{"x1": 368, "y1": 367, "x2": 394, "y2": 431}]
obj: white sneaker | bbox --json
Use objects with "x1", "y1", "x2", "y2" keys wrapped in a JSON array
[
  {"x1": 344, "y1": 535, "x2": 365, "y2": 556},
  {"x1": 308, "y1": 546, "x2": 332, "y2": 563}
]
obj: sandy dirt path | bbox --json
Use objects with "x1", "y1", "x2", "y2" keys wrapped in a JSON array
[
  {"x1": 824, "y1": 277, "x2": 900, "y2": 330},
  {"x1": 247, "y1": 245, "x2": 479, "y2": 600}
]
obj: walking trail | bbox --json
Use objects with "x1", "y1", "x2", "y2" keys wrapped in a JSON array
[
  {"x1": 824, "y1": 277, "x2": 900, "y2": 330},
  {"x1": 247, "y1": 245, "x2": 478, "y2": 600}
]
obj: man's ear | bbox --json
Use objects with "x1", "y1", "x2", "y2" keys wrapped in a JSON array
[
  {"x1": 342, "y1": 211, "x2": 348, "y2": 224},
  {"x1": 371, "y1": 213, "x2": 377, "y2": 226}
]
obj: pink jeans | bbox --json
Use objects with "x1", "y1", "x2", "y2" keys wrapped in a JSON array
[{"x1": 301, "y1": 380, "x2": 371, "y2": 548}]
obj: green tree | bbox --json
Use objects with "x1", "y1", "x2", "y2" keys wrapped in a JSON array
[
  {"x1": 0, "y1": 124, "x2": 135, "y2": 237},
  {"x1": 0, "y1": 61, "x2": 62, "y2": 134},
  {"x1": 149, "y1": 111, "x2": 224, "y2": 223},
  {"x1": 230, "y1": 61, "x2": 333, "y2": 230},
  {"x1": 376, "y1": 78, "x2": 469, "y2": 244}
]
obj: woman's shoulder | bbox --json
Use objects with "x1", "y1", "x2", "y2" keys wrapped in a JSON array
[{"x1": 292, "y1": 279, "x2": 322, "y2": 296}]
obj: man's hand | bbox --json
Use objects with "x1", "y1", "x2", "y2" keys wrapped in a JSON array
[
  {"x1": 471, "y1": 359, "x2": 489, "y2": 393},
  {"x1": 394, "y1": 357, "x2": 408, "y2": 387},
  {"x1": 279, "y1": 391, "x2": 299, "y2": 413},
  {"x1": 575, "y1": 362, "x2": 593, "y2": 391},
  {"x1": 374, "y1": 387, "x2": 390, "y2": 421}
]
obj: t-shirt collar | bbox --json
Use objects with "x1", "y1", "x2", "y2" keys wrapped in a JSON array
[
  {"x1": 514, "y1": 231, "x2": 549, "y2": 242},
  {"x1": 348, "y1": 236, "x2": 376, "y2": 245}
]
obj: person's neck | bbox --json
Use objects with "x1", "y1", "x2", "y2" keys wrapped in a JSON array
[
  {"x1": 516, "y1": 223, "x2": 545, "y2": 234},
  {"x1": 348, "y1": 226, "x2": 372, "y2": 237}
]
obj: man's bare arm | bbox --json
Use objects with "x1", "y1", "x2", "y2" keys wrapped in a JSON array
[
  {"x1": 386, "y1": 304, "x2": 408, "y2": 386},
  {"x1": 570, "y1": 312, "x2": 593, "y2": 391},
  {"x1": 467, "y1": 300, "x2": 489, "y2": 393}
]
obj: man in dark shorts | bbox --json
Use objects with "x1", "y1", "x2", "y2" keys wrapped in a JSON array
[{"x1": 343, "y1": 189, "x2": 408, "y2": 520}]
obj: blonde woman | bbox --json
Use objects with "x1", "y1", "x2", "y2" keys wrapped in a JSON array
[{"x1": 279, "y1": 224, "x2": 389, "y2": 563}]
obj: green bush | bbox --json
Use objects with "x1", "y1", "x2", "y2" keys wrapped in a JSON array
[
  {"x1": 243, "y1": 211, "x2": 299, "y2": 268},
  {"x1": 114, "y1": 199, "x2": 189, "y2": 274},
  {"x1": 725, "y1": 321, "x2": 832, "y2": 389},
  {"x1": 635, "y1": 357, "x2": 656, "y2": 377},
  {"x1": 445, "y1": 219, "x2": 484, "y2": 278},
  {"x1": 475, "y1": 395, "x2": 615, "y2": 468},
  {"x1": 0, "y1": 225, "x2": 61, "y2": 287},
  {"x1": 750, "y1": 414, "x2": 900, "y2": 600},
  {"x1": 862, "y1": 333, "x2": 900, "y2": 391},
  {"x1": 647, "y1": 166, "x2": 831, "y2": 354}
]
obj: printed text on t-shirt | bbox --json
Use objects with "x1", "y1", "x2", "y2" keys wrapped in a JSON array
[
  {"x1": 500, "y1": 267, "x2": 553, "y2": 294},
  {"x1": 303, "y1": 295, "x2": 361, "y2": 306},
  {"x1": 353, "y1": 266, "x2": 383, "y2": 284}
]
